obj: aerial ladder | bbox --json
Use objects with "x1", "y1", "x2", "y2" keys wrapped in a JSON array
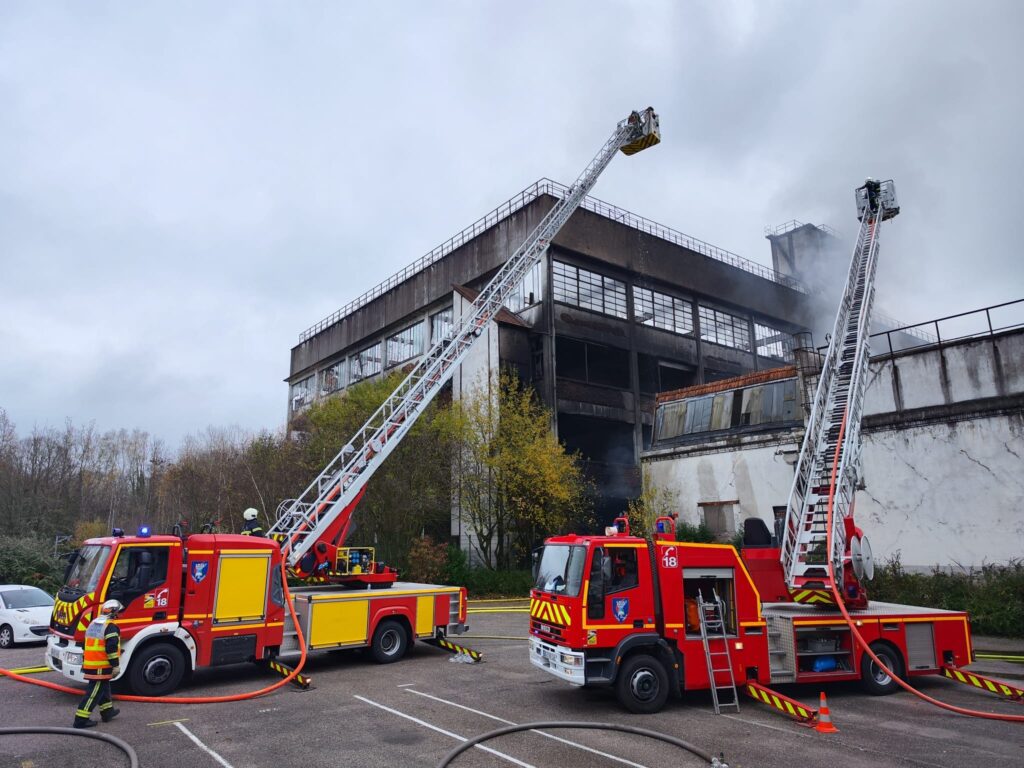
[
  {"x1": 269, "y1": 108, "x2": 661, "y2": 583},
  {"x1": 779, "y1": 179, "x2": 899, "y2": 608}
]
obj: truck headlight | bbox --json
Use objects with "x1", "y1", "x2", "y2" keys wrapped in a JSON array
[
  {"x1": 560, "y1": 653, "x2": 581, "y2": 667},
  {"x1": 66, "y1": 651, "x2": 83, "y2": 665}
]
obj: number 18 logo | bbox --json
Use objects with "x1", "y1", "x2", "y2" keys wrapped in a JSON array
[{"x1": 661, "y1": 546, "x2": 678, "y2": 569}]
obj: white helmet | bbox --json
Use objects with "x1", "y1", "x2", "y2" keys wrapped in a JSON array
[
  {"x1": 243, "y1": 508, "x2": 259, "y2": 521},
  {"x1": 101, "y1": 599, "x2": 124, "y2": 616}
]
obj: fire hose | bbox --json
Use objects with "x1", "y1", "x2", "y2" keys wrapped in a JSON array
[
  {"x1": 0, "y1": 558, "x2": 308, "y2": 705},
  {"x1": 826, "y1": 410, "x2": 1024, "y2": 723}
]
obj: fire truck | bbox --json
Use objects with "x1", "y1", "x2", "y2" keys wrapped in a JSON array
[
  {"x1": 529, "y1": 179, "x2": 974, "y2": 714},
  {"x1": 45, "y1": 106, "x2": 662, "y2": 695}
]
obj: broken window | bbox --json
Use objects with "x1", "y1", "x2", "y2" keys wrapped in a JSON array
[
  {"x1": 319, "y1": 362, "x2": 343, "y2": 396},
  {"x1": 698, "y1": 305, "x2": 751, "y2": 351},
  {"x1": 387, "y1": 323, "x2": 423, "y2": 367},
  {"x1": 634, "y1": 286, "x2": 694, "y2": 335},
  {"x1": 430, "y1": 307, "x2": 453, "y2": 345},
  {"x1": 291, "y1": 375, "x2": 314, "y2": 412},
  {"x1": 553, "y1": 261, "x2": 627, "y2": 319},
  {"x1": 350, "y1": 342, "x2": 382, "y2": 383},
  {"x1": 755, "y1": 322, "x2": 794, "y2": 361}
]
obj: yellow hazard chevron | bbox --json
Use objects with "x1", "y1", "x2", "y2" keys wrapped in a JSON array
[
  {"x1": 53, "y1": 591, "x2": 95, "y2": 632},
  {"x1": 529, "y1": 598, "x2": 572, "y2": 627},
  {"x1": 620, "y1": 133, "x2": 661, "y2": 156},
  {"x1": 789, "y1": 588, "x2": 836, "y2": 605},
  {"x1": 265, "y1": 659, "x2": 311, "y2": 688},
  {"x1": 942, "y1": 666, "x2": 1024, "y2": 700},
  {"x1": 745, "y1": 683, "x2": 816, "y2": 721},
  {"x1": 435, "y1": 638, "x2": 482, "y2": 662}
]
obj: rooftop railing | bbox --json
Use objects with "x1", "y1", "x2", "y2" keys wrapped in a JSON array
[
  {"x1": 764, "y1": 219, "x2": 841, "y2": 239},
  {"x1": 870, "y1": 298, "x2": 1024, "y2": 356},
  {"x1": 299, "y1": 179, "x2": 807, "y2": 342}
]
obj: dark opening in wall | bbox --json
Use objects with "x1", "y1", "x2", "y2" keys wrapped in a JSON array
[
  {"x1": 556, "y1": 336, "x2": 629, "y2": 389},
  {"x1": 558, "y1": 413, "x2": 639, "y2": 525}
]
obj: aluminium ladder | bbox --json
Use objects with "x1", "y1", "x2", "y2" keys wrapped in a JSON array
[
  {"x1": 269, "y1": 109, "x2": 661, "y2": 570},
  {"x1": 698, "y1": 589, "x2": 740, "y2": 714},
  {"x1": 779, "y1": 180, "x2": 900, "y2": 605}
]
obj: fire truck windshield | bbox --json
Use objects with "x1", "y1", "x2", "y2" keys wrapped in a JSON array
[
  {"x1": 534, "y1": 545, "x2": 586, "y2": 597},
  {"x1": 63, "y1": 544, "x2": 111, "y2": 594}
]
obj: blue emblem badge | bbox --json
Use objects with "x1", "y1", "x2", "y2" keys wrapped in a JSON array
[
  {"x1": 191, "y1": 560, "x2": 209, "y2": 584},
  {"x1": 612, "y1": 597, "x2": 630, "y2": 622}
]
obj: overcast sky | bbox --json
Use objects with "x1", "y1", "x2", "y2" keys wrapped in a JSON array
[{"x1": 2, "y1": 1, "x2": 1022, "y2": 448}]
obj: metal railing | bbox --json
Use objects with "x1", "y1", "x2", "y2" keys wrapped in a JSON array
[
  {"x1": 871, "y1": 298, "x2": 1024, "y2": 357},
  {"x1": 299, "y1": 179, "x2": 808, "y2": 342},
  {"x1": 764, "y1": 219, "x2": 840, "y2": 239}
]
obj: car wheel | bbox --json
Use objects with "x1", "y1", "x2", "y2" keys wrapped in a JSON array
[
  {"x1": 128, "y1": 641, "x2": 187, "y2": 696},
  {"x1": 860, "y1": 642, "x2": 905, "y2": 695},
  {"x1": 370, "y1": 619, "x2": 409, "y2": 664},
  {"x1": 0, "y1": 624, "x2": 13, "y2": 649},
  {"x1": 615, "y1": 653, "x2": 669, "y2": 714}
]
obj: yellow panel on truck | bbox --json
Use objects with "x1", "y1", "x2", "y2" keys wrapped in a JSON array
[
  {"x1": 214, "y1": 552, "x2": 270, "y2": 623},
  {"x1": 309, "y1": 599, "x2": 370, "y2": 648}
]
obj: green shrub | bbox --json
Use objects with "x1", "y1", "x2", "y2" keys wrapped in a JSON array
[
  {"x1": 405, "y1": 535, "x2": 448, "y2": 584},
  {"x1": 445, "y1": 566, "x2": 533, "y2": 598},
  {"x1": 444, "y1": 544, "x2": 470, "y2": 586},
  {"x1": 675, "y1": 520, "x2": 717, "y2": 543},
  {"x1": 0, "y1": 536, "x2": 64, "y2": 594},
  {"x1": 870, "y1": 554, "x2": 1024, "y2": 637}
]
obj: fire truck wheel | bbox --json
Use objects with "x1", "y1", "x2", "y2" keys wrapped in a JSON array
[
  {"x1": 859, "y1": 642, "x2": 904, "y2": 695},
  {"x1": 128, "y1": 641, "x2": 186, "y2": 696},
  {"x1": 616, "y1": 653, "x2": 669, "y2": 714},
  {"x1": 370, "y1": 620, "x2": 409, "y2": 664}
]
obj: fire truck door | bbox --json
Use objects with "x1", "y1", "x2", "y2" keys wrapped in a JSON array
[
  {"x1": 102, "y1": 543, "x2": 181, "y2": 635},
  {"x1": 588, "y1": 546, "x2": 646, "y2": 628}
]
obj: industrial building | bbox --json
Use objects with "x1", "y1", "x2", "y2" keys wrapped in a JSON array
[
  {"x1": 642, "y1": 300, "x2": 1024, "y2": 568},
  {"x1": 287, "y1": 179, "x2": 814, "y2": 531}
]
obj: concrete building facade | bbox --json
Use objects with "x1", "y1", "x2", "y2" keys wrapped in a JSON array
[
  {"x1": 642, "y1": 305, "x2": 1024, "y2": 568},
  {"x1": 287, "y1": 179, "x2": 813, "y2": 534}
]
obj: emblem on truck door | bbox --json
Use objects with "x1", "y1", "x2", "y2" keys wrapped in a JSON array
[
  {"x1": 191, "y1": 560, "x2": 209, "y2": 583},
  {"x1": 612, "y1": 598, "x2": 630, "y2": 622}
]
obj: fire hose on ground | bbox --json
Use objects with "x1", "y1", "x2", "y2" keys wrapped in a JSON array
[{"x1": 825, "y1": 410, "x2": 1024, "y2": 723}]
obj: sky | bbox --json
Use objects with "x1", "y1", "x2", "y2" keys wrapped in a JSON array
[{"x1": 2, "y1": 1, "x2": 1022, "y2": 448}]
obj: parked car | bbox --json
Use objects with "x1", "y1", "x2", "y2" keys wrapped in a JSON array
[{"x1": 0, "y1": 585, "x2": 55, "y2": 648}]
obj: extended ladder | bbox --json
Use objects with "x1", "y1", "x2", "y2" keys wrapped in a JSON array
[
  {"x1": 269, "y1": 108, "x2": 661, "y2": 571},
  {"x1": 780, "y1": 180, "x2": 899, "y2": 605},
  {"x1": 698, "y1": 589, "x2": 740, "y2": 714}
]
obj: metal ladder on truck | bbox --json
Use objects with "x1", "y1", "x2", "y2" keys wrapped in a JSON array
[
  {"x1": 698, "y1": 589, "x2": 739, "y2": 714},
  {"x1": 779, "y1": 179, "x2": 900, "y2": 607},
  {"x1": 268, "y1": 108, "x2": 661, "y2": 577}
]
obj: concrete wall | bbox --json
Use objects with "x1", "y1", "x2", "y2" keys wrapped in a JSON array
[{"x1": 641, "y1": 328, "x2": 1024, "y2": 567}]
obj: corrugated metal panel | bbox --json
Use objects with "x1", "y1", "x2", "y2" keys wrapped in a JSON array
[{"x1": 906, "y1": 622, "x2": 936, "y2": 670}]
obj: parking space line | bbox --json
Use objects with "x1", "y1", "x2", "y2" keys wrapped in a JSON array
[
  {"x1": 174, "y1": 721, "x2": 234, "y2": 768},
  {"x1": 148, "y1": 718, "x2": 190, "y2": 726},
  {"x1": 404, "y1": 688, "x2": 651, "y2": 768},
  {"x1": 354, "y1": 695, "x2": 536, "y2": 768}
]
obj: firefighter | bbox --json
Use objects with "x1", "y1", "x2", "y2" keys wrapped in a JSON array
[
  {"x1": 74, "y1": 599, "x2": 123, "y2": 728},
  {"x1": 241, "y1": 507, "x2": 265, "y2": 536}
]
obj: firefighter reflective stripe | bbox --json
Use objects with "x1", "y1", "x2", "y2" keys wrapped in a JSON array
[
  {"x1": 83, "y1": 618, "x2": 110, "y2": 670},
  {"x1": 745, "y1": 682, "x2": 816, "y2": 722},
  {"x1": 431, "y1": 637, "x2": 482, "y2": 662},
  {"x1": 789, "y1": 589, "x2": 835, "y2": 605},
  {"x1": 529, "y1": 598, "x2": 571, "y2": 627},
  {"x1": 942, "y1": 666, "x2": 1024, "y2": 700}
]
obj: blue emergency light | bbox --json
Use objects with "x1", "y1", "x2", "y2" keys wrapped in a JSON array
[{"x1": 138, "y1": 525, "x2": 151, "y2": 538}]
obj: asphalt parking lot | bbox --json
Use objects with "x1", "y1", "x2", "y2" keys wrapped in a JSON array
[{"x1": 2, "y1": 599, "x2": 1023, "y2": 768}]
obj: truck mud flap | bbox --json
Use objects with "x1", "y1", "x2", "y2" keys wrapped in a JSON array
[
  {"x1": 426, "y1": 636, "x2": 482, "y2": 663},
  {"x1": 744, "y1": 681, "x2": 817, "y2": 724},
  {"x1": 941, "y1": 665, "x2": 1023, "y2": 702},
  {"x1": 263, "y1": 658, "x2": 313, "y2": 689}
]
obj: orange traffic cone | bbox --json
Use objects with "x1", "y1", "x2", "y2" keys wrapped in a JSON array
[{"x1": 815, "y1": 692, "x2": 839, "y2": 733}]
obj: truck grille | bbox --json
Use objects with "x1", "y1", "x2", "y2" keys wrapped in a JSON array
[{"x1": 530, "y1": 619, "x2": 564, "y2": 642}]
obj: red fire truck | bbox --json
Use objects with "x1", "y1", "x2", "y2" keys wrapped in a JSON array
[
  {"x1": 46, "y1": 531, "x2": 466, "y2": 695},
  {"x1": 529, "y1": 179, "x2": 976, "y2": 713},
  {"x1": 529, "y1": 517, "x2": 971, "y2": 713}
]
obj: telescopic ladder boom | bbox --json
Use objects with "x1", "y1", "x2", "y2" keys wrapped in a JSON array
[
  {"x1": 779, "y1": 179, "x2": 899, "y2": 607},
  {"x1": 270, "y1": 108, "x2": 661, "y2": 572}
]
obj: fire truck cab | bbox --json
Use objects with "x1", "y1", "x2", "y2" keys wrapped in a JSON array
[{"x1": 529, "y1": 519, "x2": 770, "y2": 713}]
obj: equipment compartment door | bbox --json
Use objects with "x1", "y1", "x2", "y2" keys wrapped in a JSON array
[{"x1": 213, "y1": 553, "x2": 270, "y2": 624}]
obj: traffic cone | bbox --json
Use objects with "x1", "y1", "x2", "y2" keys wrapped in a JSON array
[{"x1": 815, "y1": 691, "x2": 839, "y2": 733}]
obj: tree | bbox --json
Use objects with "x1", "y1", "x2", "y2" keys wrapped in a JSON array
[
  {"x1": 626, "y1": 482, "x2": 679, "y2": 537},
  {"x1": 454, "y1": 370, "x2": 589, "y2": 569}
]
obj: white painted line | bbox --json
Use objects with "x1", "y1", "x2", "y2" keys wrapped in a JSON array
[
  {"x1": 174, "y1": 722, "x2": 235, "y2": 768},
  {"x1": 397, "y1": 682, "x2": 417, "y2": 687},
  {"x1": 405, "y1": 688, "x2": 651, "y2": 768},
  {"x1": 354, "y1": 695, "x2": 536, "y2": 768}
]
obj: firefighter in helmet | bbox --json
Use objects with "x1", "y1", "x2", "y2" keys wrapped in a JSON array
[
  {"x1": 74, "y1": 599, "x2": 123, "y2": 728},
  {"x1": 241, "y1": 507, "x2": 265, "y2": 536}
]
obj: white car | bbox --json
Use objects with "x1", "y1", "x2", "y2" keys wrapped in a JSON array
[{"x1": 0, "y1": 585, "x2": 54, "y2": 648}]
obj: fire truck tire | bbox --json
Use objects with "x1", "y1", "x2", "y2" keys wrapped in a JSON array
[
  {"x1": 615, "y1": 653, "x2": 669, "y2": 714},
  {"x1": 859, "y1": 642, "x2": 904, "y2": 695},
  {"x1": 128, "y1": 641, "x2": 187, "y2": 696},
  {"x1": 370, "y1": 620, "x2": 409, "y2": 664}
]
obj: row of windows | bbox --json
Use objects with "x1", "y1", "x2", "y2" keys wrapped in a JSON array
[
  {"x1": 554, "y1": 260, "x2": 789, "y2": 358},
  {"x1": 653, "y1": 378, "x2": 800, "y2": 442},
  {"x1": 291, "y1": 307, "x2": 453, "y2": 412}
]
